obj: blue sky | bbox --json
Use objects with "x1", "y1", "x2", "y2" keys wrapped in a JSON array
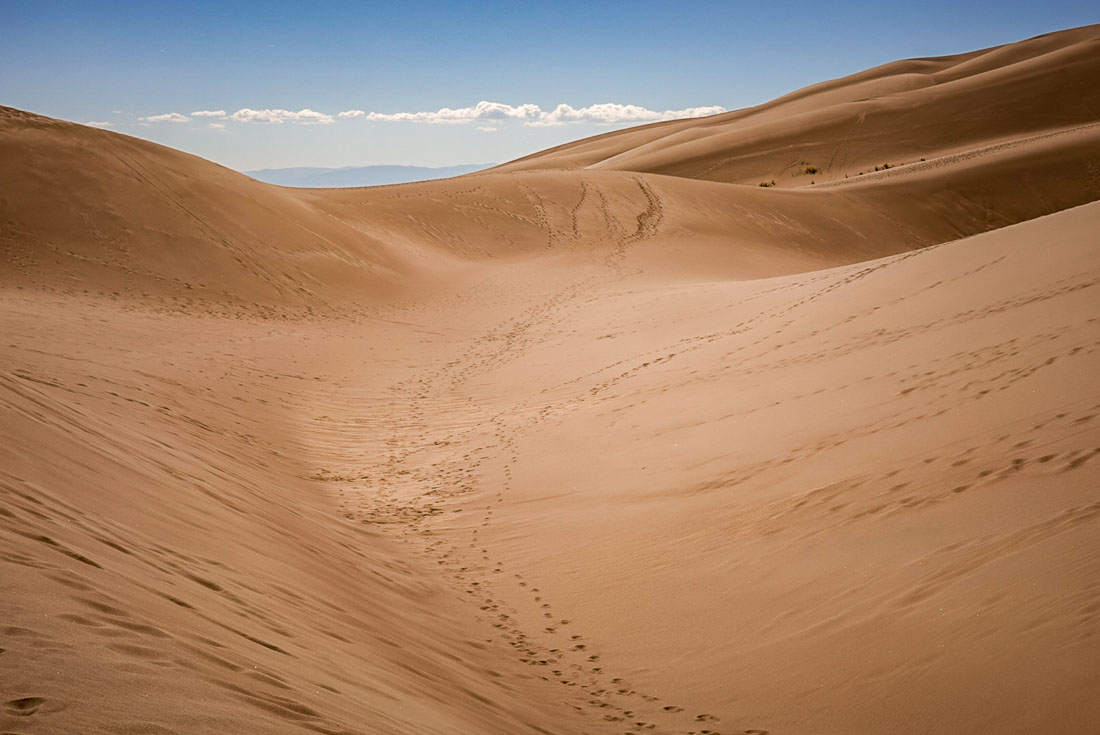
[{"x1": 2, "y1": 1, "x2": 1096, "y2": 170}]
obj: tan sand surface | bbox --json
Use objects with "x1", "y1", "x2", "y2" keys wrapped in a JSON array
[{"x1": 2, "y1": 24, "x2": 1098, "y2": 735}]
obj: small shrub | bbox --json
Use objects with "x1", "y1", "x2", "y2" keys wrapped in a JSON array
[
  {"x1": 804, "y1": 166, "x2": 818, "y2": 174},
  {"x1": 759, "y1": 180, "x2": 776, "y2": 188}
]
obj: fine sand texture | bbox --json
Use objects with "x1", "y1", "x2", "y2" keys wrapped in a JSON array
[{"x1": 2, "y1": 24, "x2": 1099, "y2": 735}]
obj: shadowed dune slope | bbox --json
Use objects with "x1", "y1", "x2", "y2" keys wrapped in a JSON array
[
  {"x1": 2, "y1": 24, "x2": 1099, "y2": 735},
  {"x1": 0, "y1": 106, "x2": 412, "y2": 312}
]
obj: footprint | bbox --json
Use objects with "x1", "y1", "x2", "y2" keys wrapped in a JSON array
[{"x1": 5, "y1": 696, "x2": 46, "y2": 716}]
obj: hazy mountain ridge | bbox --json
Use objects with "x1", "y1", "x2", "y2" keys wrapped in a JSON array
[{"x1": 244, "y1": 163, "x2": 493, "y2": 188}]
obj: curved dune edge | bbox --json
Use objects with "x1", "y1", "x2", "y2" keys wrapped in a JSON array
[
  {"x1": 2, "y1": 24, "x2": 1099, "y2": 735},
  {"x1": 495, "y1": 24, "x2": 1100, "y2": 185}
]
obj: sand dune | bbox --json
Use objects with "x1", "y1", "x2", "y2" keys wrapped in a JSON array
[
  {"x1": 0, "y1": 106, "x2": 411, "y2": 312},
  {"x1": 494, "y1": 24, "x2": 1100, "y2": 186},
  {"x1": 2, "y1": 24, "x2": 1099, "y2": 735}
]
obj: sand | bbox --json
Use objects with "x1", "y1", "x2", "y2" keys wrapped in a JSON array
[{"x1": 1, "y1": 23, "x2": 1098, "y2": 735}]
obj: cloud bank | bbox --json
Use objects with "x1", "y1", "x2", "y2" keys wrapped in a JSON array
[
  {"x1": 337, "y1": 100, "x2": 726, "y2": 126},
  {"x1": 341, "y1": 100, "x2": 541, "y2": 124},
  {"x1": 534, "y1": 102, "x2": 726, "y2": 126},
  {"x1": 129, "y1": 101, "x2": 724, "y2": 130},
  {"x1": 228, "y1": 108, "x2": 334, "y2": 125}
]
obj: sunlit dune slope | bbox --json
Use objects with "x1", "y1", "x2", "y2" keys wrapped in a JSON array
[
  {"x1": 307, "y1": 118, "x2": 1100, "y2": 279},
  {"x1": 494, "y1": 24, "x2": 1100, "y2": 188},
  {"x1": 405, "y1": 201, "x2": 1100, "y2": 735}
]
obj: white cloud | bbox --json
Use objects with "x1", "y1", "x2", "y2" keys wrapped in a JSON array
[
  {"x1": 227, "y1": 108, "x2": 334, "y2": 125},
  {"x1": 343, "y1": 100, "x2": 725, "y2": 127},
  {"x1": 139, "y1": 112, "x2": 190, "y2": 123},
  {"x1": 534, "y1": 102, "x2": 726, "y2": 126},
  {"x1": 133, "y1": 101, "x2": 723, "y2": 131},
  {"x1": 208, "y1": 122, "x2": 225, "y2": 129},
  {"x1": 84, "y1": 121, "x2": 113, "y2": 128},
  {"x1": 361, "y1": 100, "x2": 542, "y2": 125}
]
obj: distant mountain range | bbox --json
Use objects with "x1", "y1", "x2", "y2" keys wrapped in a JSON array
[{"x1": 243, "y1": 163, "x2": 494, "y2": 188}]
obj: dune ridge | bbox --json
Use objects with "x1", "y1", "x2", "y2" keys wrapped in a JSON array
[
  {"x1": 494, "y1": 24, "x2": 1100, "y2": 184},
  {"x1": 2, "y1": 24, "x2": 1099, "y2": 735}
]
